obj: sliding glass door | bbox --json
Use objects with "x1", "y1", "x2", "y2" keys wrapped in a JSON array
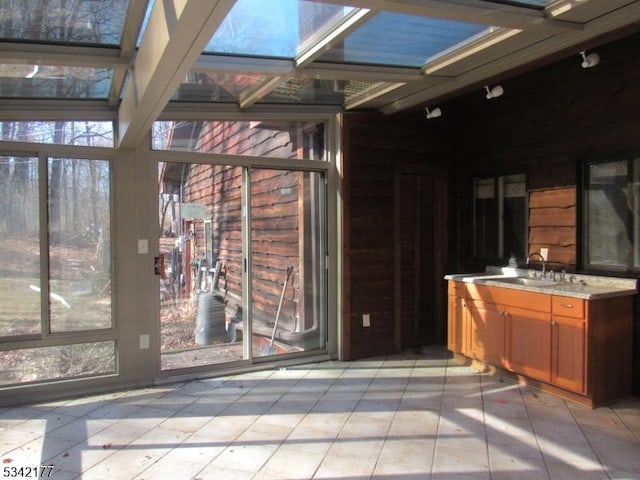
[{"x1": 158, "y1": 162, "x2": 326, "y2": 372}]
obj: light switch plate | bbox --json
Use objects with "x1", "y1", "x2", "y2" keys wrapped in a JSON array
[
  {"x1": 138, "y1": 239, "x2": 149, "y2": 254},
  {"x1": 139, "y1": 334, "x2": 150, "y2": 349},
  {"x1": 540, "y1": 247, "x2": 548, "y2": 260},
  {"x1": 363, "y1": 313, "x2": 370, "y2": 327}
]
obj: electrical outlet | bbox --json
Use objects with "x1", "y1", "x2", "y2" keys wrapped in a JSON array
[
  {"x1": 362, "y1": 313, "x2": 370, "y2": 327},
  {"x1": 540, "y1": 247, "x2": 548, "y2": 260}
]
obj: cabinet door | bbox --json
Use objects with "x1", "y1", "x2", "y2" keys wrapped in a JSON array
[
  {"x1": 447, "y1": 295, "x2": 464, "y2": 354},
  {"x1": 505, "y1": 307, "x2": 551, "y2": 382},
  {"x1": 551, "y1": 315, "x2": 585, "y2": 394},
  {"x1": 468, "y1": 300, "x2": 504, "y2": 366}
]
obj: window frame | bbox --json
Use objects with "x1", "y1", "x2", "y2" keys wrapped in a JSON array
[
  {"x1": 472, "y1": 172, "x2": 528, "y2": 265},
  {"x1": 581, "y1": 154, "x2": 640, "y2": 275}
]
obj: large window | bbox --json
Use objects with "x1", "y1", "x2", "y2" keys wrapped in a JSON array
[
  {"x1": 0, "y1": 154, "x2": 115, "y2": 386},
  {"x1": 473, "y1": 173, "x2": 527, "y2": 263},
  {"x1": 583, "y1": 158, "x2": 640, "y2": 272}
]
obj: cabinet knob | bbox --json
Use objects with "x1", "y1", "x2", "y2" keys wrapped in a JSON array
[{"x1": 551, "y1": 320, "x2": 557, "y2": 326}]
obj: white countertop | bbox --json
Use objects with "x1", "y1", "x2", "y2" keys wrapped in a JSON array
[{"x1": 444, "y1": 267, "x2": 638, "y2": 300}]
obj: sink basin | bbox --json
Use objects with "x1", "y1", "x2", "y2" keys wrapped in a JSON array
[{"x1": 493, "y1": 277, "x2": 560, "y2": 287}]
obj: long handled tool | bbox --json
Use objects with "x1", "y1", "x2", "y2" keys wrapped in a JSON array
[{"x1": 263, "y1": 265, "x2": 293, "y2": 355}]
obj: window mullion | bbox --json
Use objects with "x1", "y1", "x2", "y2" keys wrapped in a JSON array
[{"x1": 39, "y1": 153, "x2": 51, "y2": 337}]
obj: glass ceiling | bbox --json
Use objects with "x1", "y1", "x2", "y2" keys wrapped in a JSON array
[{"x1": 0, "y1": 0, "x2": 607, "y2": 121}]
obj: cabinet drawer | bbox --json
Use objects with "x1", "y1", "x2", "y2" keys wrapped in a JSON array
[
  {"x1": 552, "y1": 296, "x2": 584, "y2": 318},
  {"x1": 466, "y1": 283, "x2": 551, "y2": 312},
  {"x1": 448, "y1": 281, "x2": 465, "y2": 296}
]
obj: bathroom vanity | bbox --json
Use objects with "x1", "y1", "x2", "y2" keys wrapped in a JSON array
[{"x1": 445, "y1": 267, "x2": 637, "y2": 407}]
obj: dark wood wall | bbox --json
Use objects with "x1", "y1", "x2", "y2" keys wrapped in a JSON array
[
  {"x1": 342, "y1": 113, "x2": 452, "y2": 359},
  {"x1": 449, "y1": 31, "x2": 640, "y2": 273}
]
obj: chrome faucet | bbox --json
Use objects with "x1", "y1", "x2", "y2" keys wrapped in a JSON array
[{"x1": 526, "y1": 251, "x2": 547, "y2": 278}]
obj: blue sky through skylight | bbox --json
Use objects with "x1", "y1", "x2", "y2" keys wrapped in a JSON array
[{"x1": 206, "y1": 0, "x2": 299, "y2": 58}]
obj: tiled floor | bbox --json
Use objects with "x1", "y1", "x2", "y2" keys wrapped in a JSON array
[{"x1": 1, "y1": 346, "x2": 639, "y2": 479}]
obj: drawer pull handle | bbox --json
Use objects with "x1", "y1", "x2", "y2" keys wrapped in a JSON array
[{"x1": 561, "y1": 304, "x2": 574, "y2": 308}]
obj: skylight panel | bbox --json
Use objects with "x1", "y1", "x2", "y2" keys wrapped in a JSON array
[
  {"x1": 171, "y1": 71, "x2": 269, "y2": 102},
  {"x1": 0, "y1": 64, "x2": 112, "y2": 98},
  {"x1": 318, "y1": 12, "x2": 489, "y2": 68},
  {"x1": 204, "y1": 0, "x2": 354, "y2": 59},
  {"x1": 0, "y1": 0, "x2": 129, "y2": 45}
]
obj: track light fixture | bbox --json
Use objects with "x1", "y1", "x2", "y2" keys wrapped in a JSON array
[
  {"x1": 484, "y1": 85, "x2": 504, "y2": 100},
  {"x1": 425, "y1": 107, "x2": 442, "y2": 119},
  {"x1": 580, "y1": 50, "x2": 600, "y2": 68}
]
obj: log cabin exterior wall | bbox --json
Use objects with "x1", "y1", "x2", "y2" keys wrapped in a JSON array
[{"x1": 172, "y1": 122, "x2": 308, "y2": 336}]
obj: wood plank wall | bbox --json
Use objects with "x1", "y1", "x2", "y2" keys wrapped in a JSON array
[{"x1": 342, "y1": 113, "x2": 452, "y2": 359}]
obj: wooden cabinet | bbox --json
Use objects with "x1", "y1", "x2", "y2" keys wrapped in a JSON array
[
  {"x1": 467, "y1": 299, "x2": 504, "y2": 366},
  {"x1": 446, "y1": 280, "x2": 633, "y2": 406},
  {"x1": 505, "y1": 306, "x2": 551, "y2": 382},
  {"x1": 551, "y1": 313, "x2": 585, "y2": 393}
]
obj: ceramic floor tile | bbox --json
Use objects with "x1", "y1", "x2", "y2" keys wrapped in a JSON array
[
  {"x1": 487, "y1": 444, "x2": 548, "y2": 479},
  {"x1": 298, "y1": 410, "x2": 350, "y2": 432},
  {"x1": 148, "y1": 392, "x2": 198, "y2": 412},
  {"x1": 86, "y1": 421, "x2": 149, "y2": 448},
  {"x1": 281, "y1": 425, "x2": 337, "y2": 456},
  {"x1": 156, "y1": 412, "x2": 213, "y2": 434},
  {"x1": 234, "y1": 420, "x2": 293, "y2": 447},
  {"x1": 195, "y1": 463, "x2": 255, "y2": 479},
  {"x1": 327, "y1": 436, "x2": 385, "y2": 461},
  {"x1": 0, "y1": 427, "x2": 42, "y2": 453},
  {"x1": 47, "y1": 441, "x2": 118, "y2": 474},
  {"x1": 132, "y1": 453, "x2": 207, "y2": 480},
  {"x1": 118, "y1": 406, "x2": 179, "y2": 431},
  {"x1": 195, "y1": 414, "x2": 256, "y2": 442},
  {"x1": 432, "y1": 444, "x2": 490, "y2": 477},
  {"x1": 544, "y1": 460, "x2": 609, "y2": 480},
  {"x1": 0, "y1": 407, "x2": 44, "y2": 428},
  {"x1": 129, "y1": 425, "x2": 191, "y2": 449},
  {"x1": 536, "y1": 438, "x2": 601, "y2": 470},
  {"x1": 7, "y1": 435, "x2": 78, "y2": 465},
  {"x1": 372, "y1": 460, "x2": 431, "y2": 479},
  {"x1": 82, "y1": 446, "x2": 165, "y2": 480},
  {"x1": 165, "y1": 433, "x2": 227, "y2": 465},
  {"x1": 590, "y1": 441, "x2": 640, "y2": 474},
  {"x1": 377, "y1": 437, "x2": 436, "y2": 469},
  {"x1": 208, "y1": 443, "x2": 278, "y2": 473},
  {"x1": 45, "y1": 418, "x2": 112, "y2": 443},
  {"x1": 313, "y1": 453, "x2": 377, "y2": 479},
  {"x1": 255, "y1": 445, "x2": 324, "y2": 480},
  {"x1": 85, "y1": 402, "x2": 143, "y2": 421},
  {"x1": 257, "y1": 406, "x2": 306, "y2": 429}
]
